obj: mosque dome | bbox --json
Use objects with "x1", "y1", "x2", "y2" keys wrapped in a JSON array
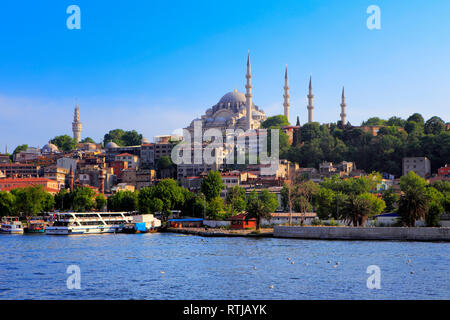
[
  {"x1": 105, "y1": 141, "x2": 119, "y2": 149},
  {"x1": 41, "y1": 142, "x2": 59, "y2": 153},
  {"x1": 218, "y1": 90, "x2": 246, "y2": 105}
]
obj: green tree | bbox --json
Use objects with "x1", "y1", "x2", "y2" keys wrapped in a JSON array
[
  {"x1": 104, "y1": 129, "x2": 143, "y2": 146},
  {"x1": 95, "y1": 194, "x2": 107, "y2": 211},
  {"x1": 246, "y1": 190, "x2": 278, "y2": 230},
  {"x1": 226, "y1": 186, "x2": 247, "y2": 215},
  {"x1": 81, "y1": 137, "x2": 96, "y2": 144},
  {"x1": 11, "y1": 186, "x2": 53, "y2": 216},
  {"x1": 182, "y1": 192, "x2": 206, "y2": 218},
  {"x1": 362, "y1": 117, "x2": 386, "y2": 126},
  {"x1": 0, "y1": 191, "x2": 16, "y2": 217},
  {"x1": 261, "y1": 115, "x2": 290, "y2": 128},
  {"x1": 382, "y1": 187, "x2": 400, "y2": 212},
  {"x1": 424, "y1": 187, "x2": 445, "y2": 227},
  {"x1": 424, "y1": 116, "x2": 445, "y2": 135},
  {"x1": 72, "y1": 187, "x2": 96, "y2": 212},
  {"x1": 206, "y1": 196, "x2": 225, "y2": 220},
  {"x1": 398, "y1": 172, "x2": 430, "y2": 227},
  {"x1": 51, "y1": 135, "x2": 78, "y2": 152},
  {"x1": 107, "y1": 190, "x2": 138, "y2": 212},
  {"x1": 200, "y1": 171, "x2": 224, "y2": 202}
]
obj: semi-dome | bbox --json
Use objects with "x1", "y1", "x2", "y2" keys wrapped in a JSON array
[
  {"x1": 105, "y1": 141, "x2": 119, "y2": 149},
  {"x1": 218, "y1": 90, "x2": 246, "y2": 105}
]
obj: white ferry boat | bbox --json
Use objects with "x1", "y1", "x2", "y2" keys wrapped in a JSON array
[
  {"x1": 1, "y1": 218, "x2": 24, "y2": 234},
  {"x1": 45, "y1": 212, "x2": 134, "y2": 235}
]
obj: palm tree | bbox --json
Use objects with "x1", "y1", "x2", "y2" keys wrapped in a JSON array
[{"x1": 398, "y1": 188, "x2": 429, "y2": 227}]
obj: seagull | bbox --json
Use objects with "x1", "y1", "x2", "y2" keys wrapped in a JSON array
[
  {"x1": 333, "y1": 265, "x2": 338, "y2": 268},
  {"x1": 291, "y1": 261, "x2": 295, "y2": 265},
  {"x1": 160, "y1": 271, "x2": 165, "y2": 274},
  {"x1": 335, "y1": 262, "x2": 339, "y2": 265},
  {"x1": 327, "y1": 261, "x2": 331, "y2": 264},
  {"x1": 269, "y1": 285, "x2": 274, "y2": 289},
  {"x1": 253, "y1": 266, "x2": 257, "y2": 270},
  {"x1": 410, "y1": 271, "x2": 414, "y2": 274},
  {"x1": 407, "y1": 259, "x2": 411, "y2": 264},
  {"x1": 287, "y1": 257, "x2": 291, "y2": 261}
]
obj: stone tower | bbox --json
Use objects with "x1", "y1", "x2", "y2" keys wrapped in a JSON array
[
  {"x1": 307, "y1": 75, "x2": 314, "y2": 123},
  {"x1": 72, "y1": 104, "x2": 82, "y2": 143},
  {"x1": 340, "y1": 86, "x2": 347, "y2": 126},
  {"x1": 245, "y1": 53, "x2": 253, "y2": 130},
  {"x1": 283, "y1": 66, "x2": 290, "y2": 123}
]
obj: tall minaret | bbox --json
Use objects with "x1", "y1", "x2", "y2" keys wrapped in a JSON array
[
  {"x1": 245, "y1": 52, "x2": 253, "y2": 130},
  {"x1": 307, "y1": 75, "x2": 314, "y2": 123},
  {"x1": 5, "y1": 145, "x2": 8, "y2": 155},
  {"x1": 283, "y1": 66, "x2": 290, "y2": 123},
  {"x1": 340, "y1": 86, "x2": 347, "y2": 126},
  {"x1": 72, "y1": 104, "x2": 82, "y2": 143}
]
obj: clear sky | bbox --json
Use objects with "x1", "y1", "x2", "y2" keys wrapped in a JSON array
[{"x1": 0, "y1": 0, "x2": 449, "y2": 152}]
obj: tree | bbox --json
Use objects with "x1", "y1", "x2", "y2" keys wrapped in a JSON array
[
  {"x1": 424, "y1": 116, "x2": 445, "y2": 135},
  {"x1": 11, "y1": 186, "x2": 54, "y2": 216},
  {"x1": 13, "y1": 144, "x2": 28, "y2": 156},
  {"x1": 200, "y1": 171, "x2": 224, "y2": 202},
  {"x1": 182, "y1": 192, "x2": 206, "y2": 218},
  {"x1": 206, "y1": 196, "x2": 226, "y2": 220},
  {"x1": 292, "y1": 180, "x2": 318, "y2": 224},
  {"x1": 362, "y1": 117, "x2": 386, "y2": 126},
  {"x1": 137, "y1": 179, "x2": 186, "y2": 218},
  {"x1": 95, "y1": 194, "x2": 107, "y2": 211},
  {"x1": 0, "y1": 191, "x2": 16, "y2": 217},
  {"x1": 386, "y1": 116, "x2": 406, "y2": 127},
  {"x1": 81, "y1": 137, "x2": 96, "y2": 144},
  {"x1": 72, "y1": 187, "x2": 96, "y2": 212},
  {"x1": 398, "y1": 172, "x2": 430, "y2": 227},
  {"x1": 104, "y1": 129, "x2": 143, "y2": 147},
  {"x1": 382, "y1": 187, "x2": 400, "y2": 212},
  {"x1": 51, "y1": 135, "x2": 77, "y2": 152},
  {"x1": 54, "y1": 188, "x2": 72, "y2": 211},
  {"x1": 424, "y1": 187, "x2": 445, "y2": 227},
  {"x1": 107, "y1": 190, "x2": 138, "y2": 212},
  {"x1": 261, "y1": 115, "x2": 290, "y2": 128},
  {"x1": 226, "y1": 186, "x2": 247, "y2": 215},
  {"x1": 246, "y1": 190, "x2": 278, "y2": 230}
]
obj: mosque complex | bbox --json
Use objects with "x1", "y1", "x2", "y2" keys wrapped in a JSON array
[{"x1": 67, "y1": 53, "x2": 348, "y2": 146}]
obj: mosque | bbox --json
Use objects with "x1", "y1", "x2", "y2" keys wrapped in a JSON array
[{"x1": 185, "y1": 53, "x2": 348, "y2": 136}]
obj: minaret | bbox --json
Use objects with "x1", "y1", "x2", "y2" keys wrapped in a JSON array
[
  {"x1": 245, "y1": 52, "x2": 253, "y2": 130},
  {"x1": 307, "y1": 75, "x2": 314, "y2": 123},
  {"x1": 69, "y1": 166, "x2": 74, "y2": 191},
  {"x1": 340, "y1": 86, "x2": 347, "y2": 126},
  {"x1": 5, "y1": 145, "x2": 8, "y2": 155},
  {"x1": 283, "y1": 66, "x2": 290, "y2": 123},
  {"x1": 72, "y1": 104, "x2": 82, "y2": 143}
]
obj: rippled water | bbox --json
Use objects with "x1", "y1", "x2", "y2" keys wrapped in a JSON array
[{"x1": 0, "y1": 233, "x2": 448, "y2": 299}]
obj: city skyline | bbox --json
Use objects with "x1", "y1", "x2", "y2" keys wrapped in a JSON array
[{"x1": 1, "y1": 1, "x2": 449, "y2": 151}]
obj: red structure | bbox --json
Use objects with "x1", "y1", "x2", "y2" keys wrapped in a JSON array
[
  {"x1": 230, "y1": 213, "x2": 257, "y2": 230},
  {"x1": 110, "y1": 160, "x2": 128, "y2": 180},
  {"x1": 438, "y1": 165, "x2": 450, "y2": 177}
]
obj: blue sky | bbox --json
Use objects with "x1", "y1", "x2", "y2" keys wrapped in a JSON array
[{"x1": 0, "y1": 0, "x2": 449, "y2": 152}]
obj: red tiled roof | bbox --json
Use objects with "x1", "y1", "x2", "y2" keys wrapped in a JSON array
[{"x1": 115, "y1": 153, "x2": 134, "y2": 157}]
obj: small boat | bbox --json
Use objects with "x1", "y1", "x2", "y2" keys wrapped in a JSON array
[
  {"x1": 24, "y1": 219, "x2": 46, "y2": 233},
  {"x1": 1, "y1": 218, "x2": 24, "y2": 234},
  {"x1": 121, "y1": 214, "x2": 161, "y2": 234}
]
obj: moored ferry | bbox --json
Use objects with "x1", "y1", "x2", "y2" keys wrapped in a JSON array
[
  {"x1": 24, "y1": 219, "x2": 47, "y2": 233},
  {"x1": 45, "y1": 212, "x2": 135, "y2": 235},
  {"x1": 1, "y1": 217, "x2": 24, "y2": 234}
]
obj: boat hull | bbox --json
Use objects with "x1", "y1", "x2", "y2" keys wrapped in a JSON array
[{"x1": 46, "y1": 225, "x2": 122, "y2": 235}]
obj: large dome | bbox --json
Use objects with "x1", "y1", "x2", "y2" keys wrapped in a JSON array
[{"x1": 218, "y1": 90, "x2": 246, "y2": 105}]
